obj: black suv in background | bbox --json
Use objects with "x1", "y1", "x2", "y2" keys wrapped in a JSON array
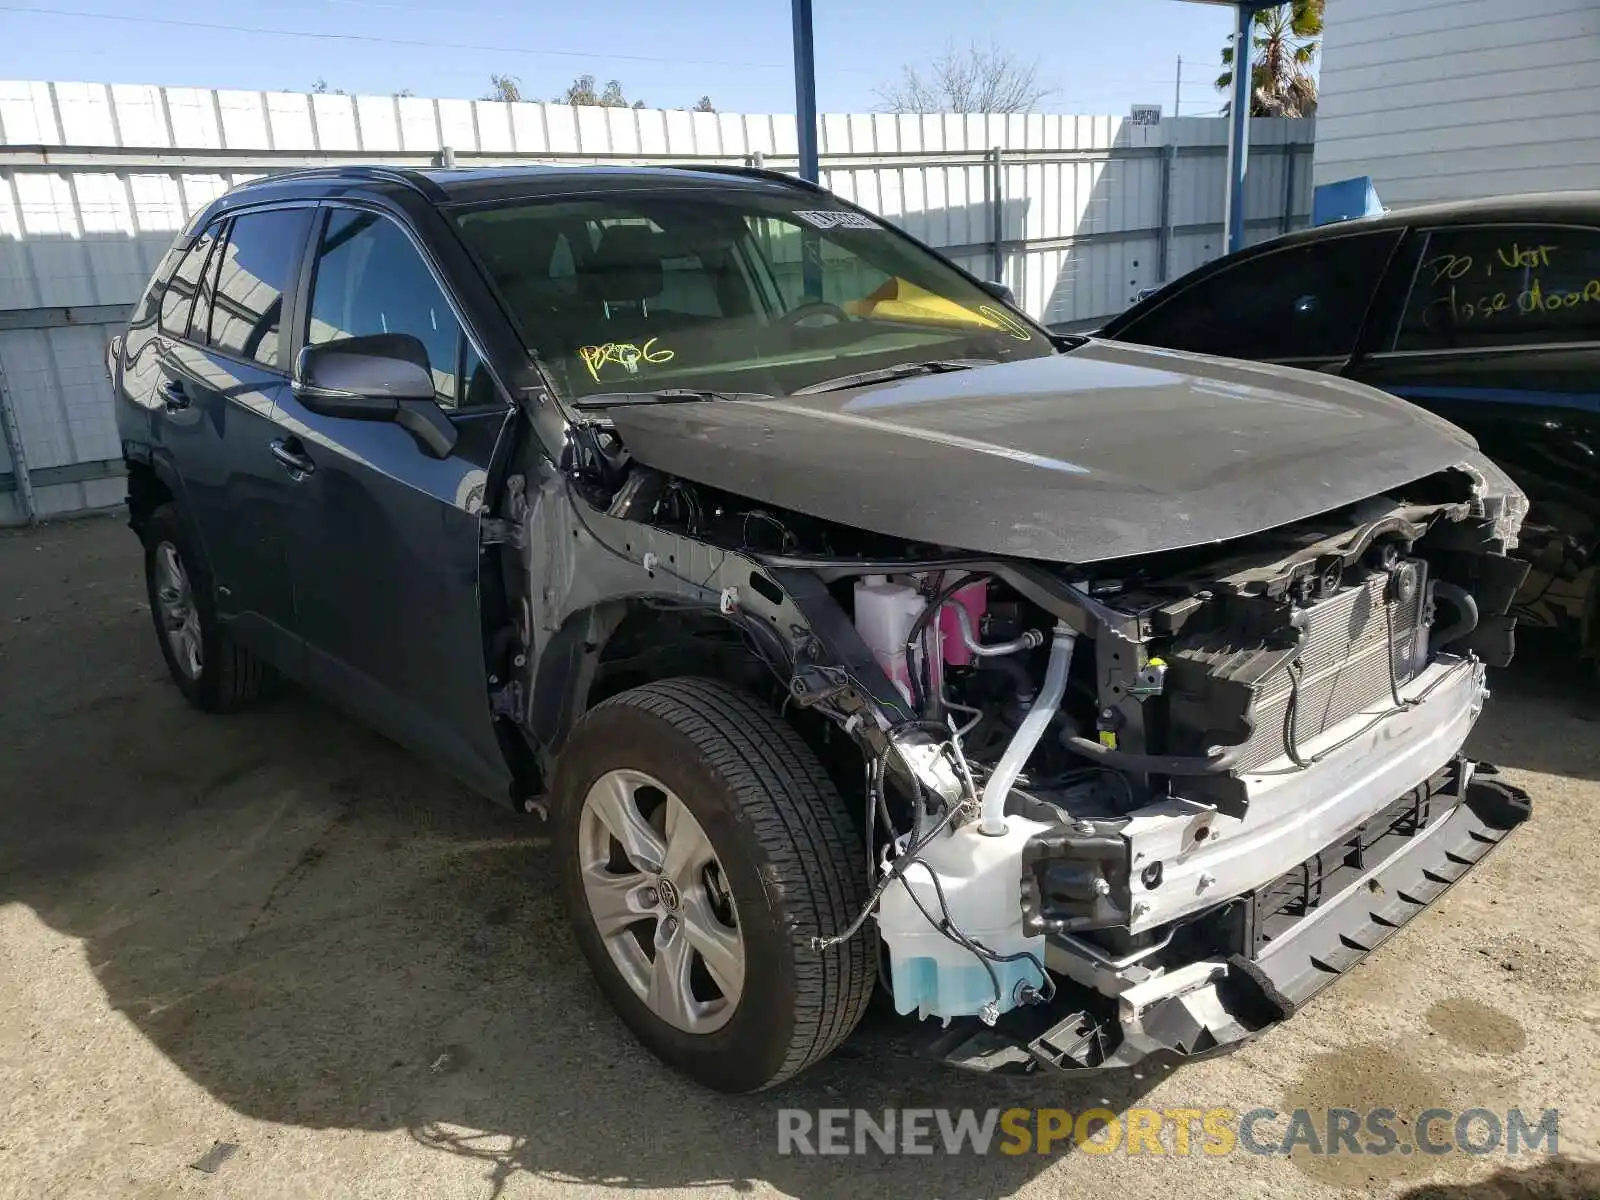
[
  {"x1": 1101, "y1": 192, "x2": 1600, "y2": 666},
  {"x1": 109, "y1": 165, "x2": 1532, "y2": 1093}
]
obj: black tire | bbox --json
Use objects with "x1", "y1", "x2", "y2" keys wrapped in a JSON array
[
  {"x1": 142, "y1": 502, "x2": 274, "y2": 713},
  {"x1": 552, "y1": 677, "x2": 875, "y2": 1092}
]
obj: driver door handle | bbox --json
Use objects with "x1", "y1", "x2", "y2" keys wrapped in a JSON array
[{"x1": 269, "y1": 438, "x2": 316, "y2": 479}]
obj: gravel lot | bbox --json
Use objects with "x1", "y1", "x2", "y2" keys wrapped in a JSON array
[{"x1": 2, "y1": 513, "x2": 1598, "y2": 1200}]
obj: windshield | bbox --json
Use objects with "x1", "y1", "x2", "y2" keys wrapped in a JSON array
[{"x1": 450, "y1": 187, "x2": 1054, "y2": 400}]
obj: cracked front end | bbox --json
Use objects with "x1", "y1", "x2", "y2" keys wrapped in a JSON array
[
  {"x1": 509, "y1": 435, "x2": 1534, "y2": 1076},
  {"x1": 793, "y1": 461, "x2": 1535, "y2": 1073}
]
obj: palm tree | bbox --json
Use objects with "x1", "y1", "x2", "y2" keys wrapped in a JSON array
[{"x1": 1215, "y1": 0, "x2": 1323, "y2": 117}]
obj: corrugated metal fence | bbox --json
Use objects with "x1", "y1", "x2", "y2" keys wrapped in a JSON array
[{"x1": 0, "y1": 79, "x2": 1315, "y2": 524}]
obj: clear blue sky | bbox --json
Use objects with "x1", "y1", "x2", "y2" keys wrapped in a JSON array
[{"x1": 0, "y1": 0, "x2": 1236, "y2": 116}]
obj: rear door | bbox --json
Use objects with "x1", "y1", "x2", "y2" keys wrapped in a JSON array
[
  {"x1": 1104, "y1": 229, "x2": 1404, "y2": 375},
  {"x1": 274, "y1": 203, "x2": 514, "y2": 801},
  {"x1": 153, "y1": 204, "x2": 313, "y2": 670}
]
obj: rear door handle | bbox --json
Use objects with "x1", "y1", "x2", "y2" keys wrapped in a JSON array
[
  {"x1": 269, "y1": 438, "x2": 316, "y2": 479},
  {"x1": 161, "y1": 379, "x2": 190, "y2": 411}
]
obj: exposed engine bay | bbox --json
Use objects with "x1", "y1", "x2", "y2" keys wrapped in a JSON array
[{"x1": 503, "y1": 425, "x2": 1534, "y2": 1073}]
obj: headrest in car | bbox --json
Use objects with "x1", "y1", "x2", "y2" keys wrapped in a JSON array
[{"x1": 582, "y1": 224, "x2": 665, "y2": 302}]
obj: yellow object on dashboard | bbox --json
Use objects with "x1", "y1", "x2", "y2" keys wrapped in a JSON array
[
  {"x1": 847, "y1": 279, "x2": 993, "y2": 326},
  {"x1": 846, "y1": 278, "x2": 1033, "y2": 340}
]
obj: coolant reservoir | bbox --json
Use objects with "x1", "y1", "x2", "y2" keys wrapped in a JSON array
[
  {"x1": 939, "y1": 580, "x2": 989, "y2": 668},
  {"x1": 854, "y1": 575, "x2": 928, "y2": 704},
  {"x1": 877, "y1": 816, "x2": 1053, "y2": 1020}
]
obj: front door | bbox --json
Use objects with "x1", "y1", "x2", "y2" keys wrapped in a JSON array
[{"x1": 275, "y1": 204, "x2": 514, "y2": 801}]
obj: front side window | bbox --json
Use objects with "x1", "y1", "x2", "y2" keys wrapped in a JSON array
[
  {"x1": 207, "y1": 207, "x2": 309, "y2": 370},
  {"x1": 305, "y1": 209, "x2": 483, "y2": 408},
  {"x1": 1113, "y1": 231, "x2": 1401, "y2": 361},
  {"x1": 158, "y1": 226, "x2": 218, "y2": 339},
  {"x1": 1395, "y1": 224, "x2": 1600, "y2": 351},
  {"x1": 450, "y1": 191, "x2": 1050, "y2": 400}
]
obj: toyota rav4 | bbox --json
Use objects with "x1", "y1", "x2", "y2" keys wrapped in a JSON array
[{"x1": 109, "y1": 164, "x2": 1533, "y2": 1093}]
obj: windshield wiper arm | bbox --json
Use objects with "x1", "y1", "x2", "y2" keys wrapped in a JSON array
[
  {"x1": 790, "y1": 358, "x2": 995, "y2": 396},
  {"x1": 572, "y1": 388, "x2": 771, "y2": 410}
]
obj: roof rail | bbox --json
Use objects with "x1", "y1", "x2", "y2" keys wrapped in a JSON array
[
  {"x1": 677, "y1": 163, "x2": 827, "y2": 194},
  {"x1": 243, "y1": 164, "x2": 451, "y2": 203}
]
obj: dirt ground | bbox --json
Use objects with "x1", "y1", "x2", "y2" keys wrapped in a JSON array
[{"x1": 2, "y1": 513, "x2": 1598, "y2": 1200}]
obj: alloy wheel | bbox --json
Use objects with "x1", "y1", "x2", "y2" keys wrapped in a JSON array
[
  {"x1": 577, "y1": 768, "x2": 745, "y2": 1034},
  {"x1": 153, "y1": 541, "x2": 203, "y2": 680}
]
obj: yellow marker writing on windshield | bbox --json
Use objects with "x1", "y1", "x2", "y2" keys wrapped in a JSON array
[
  {"x1": 578, "y1": 337, "x2": 675, "y2": 382},
  {"x1": 975, "y1": 304, "x2": 1034, "y2": 341}
]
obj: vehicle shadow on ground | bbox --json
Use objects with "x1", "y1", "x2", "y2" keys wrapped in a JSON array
[
  {"x1": 0, "y1": 521, "x2": 1167, "y2": 1199},
  {"x1": 1395, "y1": 1157, "x2": 1600, "y2": 1199}
]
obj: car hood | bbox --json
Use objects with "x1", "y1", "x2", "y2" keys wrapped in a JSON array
[{"x1": 604, "y1": 339, "x2": 1480, "y2": 564}]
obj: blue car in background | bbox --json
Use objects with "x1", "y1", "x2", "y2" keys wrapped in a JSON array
[{"x1": 1101, "y1": 192, "x2": 1600, "y2": 670}]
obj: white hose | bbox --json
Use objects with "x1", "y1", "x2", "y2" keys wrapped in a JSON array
[{"x1": 979, "y1": 623, "x2": 1076, "y2": 836}]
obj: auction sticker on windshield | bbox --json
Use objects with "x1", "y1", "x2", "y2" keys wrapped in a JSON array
[{"x1": 793, "y1": 210, "x2": 881, "y2": 231}]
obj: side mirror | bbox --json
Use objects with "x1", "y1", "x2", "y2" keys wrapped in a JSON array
[
  {"x1": 294, "y1": 334, "x2": 457, "y2": 459},
  {"x1": 980, "y1": 279, "x2": 1016, "y2": 307}
]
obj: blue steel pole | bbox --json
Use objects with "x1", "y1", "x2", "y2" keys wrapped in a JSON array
[
  {"x1": 1224, "y1": 3, "x2": 1255, "y2": 254},
  {"x1": 791, "y1": 0, "x2": 819, "y2": 183},
  {"x1": 791, "y1": 0, "x2": 823, "y2": 298}
]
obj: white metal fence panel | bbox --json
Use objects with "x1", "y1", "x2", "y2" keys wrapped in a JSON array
[{"x1": 0, "y1": 80, "x2": 1314, "y2": 524}]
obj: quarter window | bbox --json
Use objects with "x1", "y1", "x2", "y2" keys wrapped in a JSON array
[
  {"x1": 207, "y1": 208, "x2": 309, "y2": 369},
  {"x1": 305, "y1": 209, "x2": 481, "y2": 408},
  {"x1": 158, "y1": 226, "x2": 218, "y2": 339},
  {"x1": 1114, "y1": 232, "x2": 1401, "y2": 361},
  {"x1": 1395, "y1": 225, "x2": 1600, "y2": 351}
]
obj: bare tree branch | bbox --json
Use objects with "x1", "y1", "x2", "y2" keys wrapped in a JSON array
[{"x1": 875, "y1": 41, "x2": 1054, "y2": 114}]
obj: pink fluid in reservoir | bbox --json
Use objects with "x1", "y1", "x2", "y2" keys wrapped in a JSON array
[{"x1": 940, "y1": 581, "x2": 989, "y2": 668}]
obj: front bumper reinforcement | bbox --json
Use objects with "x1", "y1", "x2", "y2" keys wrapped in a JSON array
[{"x1": 922, "y1": 765, "x2": 1531, "y2": 1076}]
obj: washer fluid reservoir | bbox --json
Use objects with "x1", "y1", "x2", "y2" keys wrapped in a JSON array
[{"x1": 877, "y1": 816, "x2": 1052, "y2": 1020}]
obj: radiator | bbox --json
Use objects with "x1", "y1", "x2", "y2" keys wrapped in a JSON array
[{"x1": 1232, "y1": 565, "x2": 1429, "y2": 772}]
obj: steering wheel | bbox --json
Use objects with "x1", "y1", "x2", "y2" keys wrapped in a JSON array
[{"x1": 775, "y1": 300, "x2": 851, "y2": 329}]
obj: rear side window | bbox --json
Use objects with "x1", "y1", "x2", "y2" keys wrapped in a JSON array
[
  {"x1": 305, "y1": 209, "x2": 478, "y2": 408},
  {"x1": 158, "y1": 227, "x2": 218, "y2": 338},
  {"x1": 207, "y1": 208, "x2": 310, "y2": 370},
  {"x1": 1395, "y1": 225, "x2": 1600, "y2": 351},
  {"x1": 1115, "y1": 231, "x2": 1401, "y2": 361}
]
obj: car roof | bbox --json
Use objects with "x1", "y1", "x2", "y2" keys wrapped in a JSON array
[
  {"x1": 1265, "y1": 190, "x2": 1600, "y2": 250},
  {"x1": 205, "y1": 162, "x2": 820, "y2": 216},
  {"x1": 422, "y1": 164, "x2": 819, "y2": 203}
]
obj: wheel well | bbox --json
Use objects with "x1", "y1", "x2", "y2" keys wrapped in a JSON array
[
  {"x1": 531, "y1": 600, "x2": 865, "y2": 809},
  {"x1": 126, "y1": 461, "x2": 174, "y2": 535},
  {"x1": 586, "y1": 603, "x2": 777, "y2": 712}
]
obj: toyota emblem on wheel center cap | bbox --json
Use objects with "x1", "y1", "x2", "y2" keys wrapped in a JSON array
[{"x1": 655, "y1": 877, "x2": 681, "y2": 911}]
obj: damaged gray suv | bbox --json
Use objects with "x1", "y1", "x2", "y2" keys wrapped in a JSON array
[{"x1": 110, "y1": 164, "x2": 1534, "y2": 1093}]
